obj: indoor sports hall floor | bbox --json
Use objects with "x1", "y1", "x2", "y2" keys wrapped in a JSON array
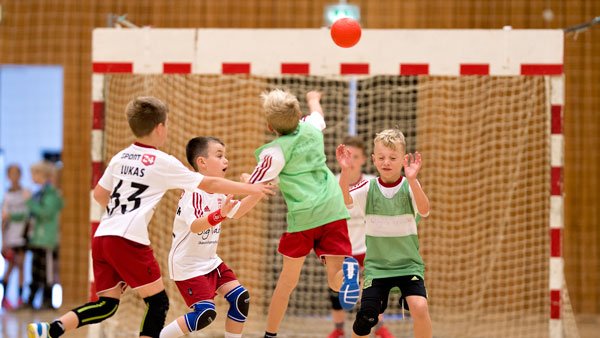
[{"x1": 1, "y1": 307, "x2": 600, "y2": 337}]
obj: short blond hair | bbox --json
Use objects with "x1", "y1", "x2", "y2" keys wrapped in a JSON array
[
  {"x1": 261, "y1": 89, "x2": 301, "y2": 135},
  {"x1": 374, "y1": 129, "x2": 406, "y2": 152},
  {"x1": 31, "y1": 161, "x2": 56, "y2": 181}
]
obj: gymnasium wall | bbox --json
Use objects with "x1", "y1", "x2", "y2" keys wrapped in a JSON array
[{"x1": 0, "y1": 0, "x2": 597, "y2": 313}]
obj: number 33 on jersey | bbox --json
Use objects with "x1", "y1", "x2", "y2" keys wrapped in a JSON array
[{"x1": 94, "y1": 143, "x2": 204, "y2": 246}]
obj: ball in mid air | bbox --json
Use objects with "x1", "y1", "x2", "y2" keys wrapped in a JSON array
[{"x1": 330, "y1": 17, "x2": 362, "y2": 48}]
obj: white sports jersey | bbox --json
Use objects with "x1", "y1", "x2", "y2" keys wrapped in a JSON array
[
  {"x1": 95, "y1": 143, "x2": 204, "y2": 245},
  {"x1": 348, "y1": 177, "x2": 428, "y2": 219},
  {"x1": 336, "y1": 174, "x2": 376, "y2": 255},
  {"x1": 249, "y1": 112, "x2": 325, "y2": 184},
  {"x1": 168, "y1": 189, "x2": 225, "y2": 281}
]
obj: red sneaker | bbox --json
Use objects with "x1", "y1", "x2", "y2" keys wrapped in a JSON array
[
  {"x1": 375, "y1": 326, "x2": 396, "y2": 338},
  {"x1": 326, "y1": 328, "x2": 345, "y2": 338}
]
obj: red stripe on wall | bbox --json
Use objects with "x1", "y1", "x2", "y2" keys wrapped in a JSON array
[
  {"x1": 551, "y1": 167, "x2": 562, "y2": 196},
  {"x1": 222, "y1": 63, "x2": 250, "y2": 74},
  {"x1": 281, "y1": 63, "x2": 310, "y2": 74},
  {"x1": 341, "y1": 63, "x2": 369, "y2": 75},
  {"x1": 460, "y1": 64, "x2": 489, "y2": 75},
  {"x1": 521, "y1": 64, "x2": 563, "y2": 75},
  {"x1": 92, "y1": 102, "x2": 104, "y2": 130},
  {"x1": 552, "y1": 105, "x2": 562, "y2": 134},
  {"x1": 550, "y1": 290, "x2": 561, "y2": 319},
  {"x1": 91, "y1": 162, "x2": 104, "y2": 189},
  {"x1": 163, "y1": 62, "x2": 192, "y2": 74},
  {"x1": 400, "y1": 64, "x2": 429, "y2": 75},
  {"x1": 551, "y1": 228, "x2": 562, "y2": 257},
  {"x1": 92, "y1": 62, "x2": 133, "y2": 73}
]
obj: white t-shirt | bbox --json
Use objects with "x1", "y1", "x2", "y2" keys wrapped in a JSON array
[
  {"x1": 336, "y1": 174, "x2": 376, "y2": 255},
  {"x1": 348, "y1": 177, "x2": 428, "y2": 219},
  {"x1": 1, "y1": 189, "x2": 28, "y2": 248},
  {"x1": 168, "y1": 188, "x2": 225, "y2": 281},
  {"x1": 95, "y1": 143, "x2": 204, "y2": 245},
  {"x1": 249, "y1": 112, "x2": 325, "y2": 184}
]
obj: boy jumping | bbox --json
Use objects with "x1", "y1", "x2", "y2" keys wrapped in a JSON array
[{"x1": 246, "y1": 89, "x2": 360, "y2": 338}]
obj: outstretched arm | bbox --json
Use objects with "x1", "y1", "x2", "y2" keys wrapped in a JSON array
[
  {"x1": 404, "y1": 152, "x2": 430, "y2": 215},
  {"x1": 306, "y1": 91, "x2": 323, "y2": 118},
  {"x1": 199, "y1": 176, "x2": 276, "y2": 199},
  {"x1": 336, "y1": 144, "x2": 354, "y2": 205}
]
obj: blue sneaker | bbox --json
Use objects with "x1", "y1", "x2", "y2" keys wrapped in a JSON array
[
  {"x1": 338, "y1": 257, "x2": 360, "y2": 310},
  {"x1": 27, "y1": 322, "x2": 51, "y2": 338}
]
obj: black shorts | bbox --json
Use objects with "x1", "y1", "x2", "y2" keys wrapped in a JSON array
[{"x1": 361, "y1": 275, "x2": 427, "y2": 313}]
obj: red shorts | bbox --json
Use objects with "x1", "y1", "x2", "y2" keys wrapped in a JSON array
[
  {"x1": 353, "y1": 252, "x2": 366, "y2": 268},
  {"x1": 92, "y1": 236, "x2": 162, "y2": 294},
  {"x1": 278, "y1": 219, "x2": 352, "y2": 258},
  {"x1": 175, "y1": 262, "x2": 237, "y2": 307}
]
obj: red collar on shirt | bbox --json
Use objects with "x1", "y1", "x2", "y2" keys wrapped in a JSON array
[
  {"x1": 134, "y1": 142, "x2": 157, "y2": 149},
  {"x1": 378, "y1": 176, "x2": 403, "y2": 188}
]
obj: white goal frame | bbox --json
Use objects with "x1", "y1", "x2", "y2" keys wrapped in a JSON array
[{"x1": 90, "y1": 27, "x2": 565, "y2": 337}]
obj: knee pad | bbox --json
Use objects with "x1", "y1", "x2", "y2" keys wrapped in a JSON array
[
  {"x1": 224, "y1": 285, "x2": 249, "y2": 322},
  {"x1": 184, "y1": 301, "x2": 217, "y2": 332},
  {"x1": 73, "y1": 297, "x2": 120, "y2": 327},
  {"x1": 352, "y1": 308, "x2": 379, "y2": 336},
  {"x1": 329, "y1": 288, "x2": 342, "y2": 310},
  {"x1": 141, "y1": 290, "x2": 169, "y2": 338}
]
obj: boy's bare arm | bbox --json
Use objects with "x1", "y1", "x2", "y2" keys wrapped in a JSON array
[
  {"x1": 199, "y1": 176, "x2": 276, "y2": 198},
  {"x1": 336, "y1": 144, "x2": 354, "y2": 205},
  {"x1": 404, "y1": 152, "x2": 430, "y2": 215},
  {"x1": 230, "y1": 193, "x2": 263, "y2": 219},
  {"x1": 93, "y1": 184, "x2": 111, "y2": 209},
  {"x1": 306, "y1": 91, "x2": 323, "y2": 118}
]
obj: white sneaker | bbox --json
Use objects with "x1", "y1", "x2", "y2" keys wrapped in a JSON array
[{"x1": 27, "y1": 322, "x2": 51, "y2": 338}]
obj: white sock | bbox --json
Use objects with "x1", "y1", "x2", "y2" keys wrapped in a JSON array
[
  {"x1": 160, "y1": 320, "x2": 185, "y2": 338},
  {"x1": 224, "y1": 332, "x2": 243, "y2": 338}
]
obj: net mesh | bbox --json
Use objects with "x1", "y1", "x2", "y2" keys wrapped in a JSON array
[{"x1": 96, "y1": 73, "x2": 568, "y2": 337}]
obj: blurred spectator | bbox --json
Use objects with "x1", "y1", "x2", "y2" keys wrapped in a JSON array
[
  {"x1": 1, "y1": 164, "x2": 30, "y2": 310},
  {"x1": 24, "y1": 161, "x2": 63, "y2": 309}
]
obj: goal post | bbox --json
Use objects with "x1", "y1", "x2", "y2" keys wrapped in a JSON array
[{"x1": 89, "y1": 28, "x2": 575, "y2": 337}]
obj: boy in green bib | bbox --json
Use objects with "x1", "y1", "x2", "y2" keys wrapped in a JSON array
[
  {"x1": 336, "y1": 129, "x2": 432, "y2": 338},
  {"x1": 246, "y1": 89, "x2": 359, "y2": 338}
]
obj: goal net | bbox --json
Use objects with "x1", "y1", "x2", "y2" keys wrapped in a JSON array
[{"x1": 90, "y1": 29, "x2": 578, "y2": 338}]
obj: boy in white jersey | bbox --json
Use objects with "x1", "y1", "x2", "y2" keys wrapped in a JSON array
[
  {"x1": 245, "y1": 90, "x2": 360, "y2": 338},
  {"x1": 160, "y1": 136, "x2": 262, "y2": 338},
  {"x1": 28, "y1": 97, "x2": 275, "y2": 338},
  {"x1": 328, "y1": 136, "x2": 394, "y2": 338},
  {"x1": 336, "y1": 129, "x2": 432, "y2": 338}
]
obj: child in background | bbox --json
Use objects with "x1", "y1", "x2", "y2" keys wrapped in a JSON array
[{"x1": 327, "y1": 136, "x2": 394, "y2": 338}]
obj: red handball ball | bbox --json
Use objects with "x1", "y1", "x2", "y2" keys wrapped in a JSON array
[{"x1": 331, "y1": 17, "x2": 362, "y2": 48}]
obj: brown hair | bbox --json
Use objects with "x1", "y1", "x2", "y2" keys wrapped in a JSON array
[
  {"x1": 342, "y1": 135, "x2": 367, "y2": 156},
  {"x1": 125, "y1": 96, "x2": 168, "y2": 137},
  {"x1": 261, "y1": 89, "x2": 301, "y2": 135}
]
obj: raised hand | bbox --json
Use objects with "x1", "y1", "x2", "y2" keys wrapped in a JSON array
[
  {"x1": 403, "y1": 152, "x2": 422, "y2": 181},
  {"x1": 306, "y1": 91, "x2": 322, "y2": 102},
  {"x1": 336, "y1": 144, "x2": 352, "y2": 171},
  {"x1": 220, "y1": 194, "x2": 239, "y2": 216}
]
